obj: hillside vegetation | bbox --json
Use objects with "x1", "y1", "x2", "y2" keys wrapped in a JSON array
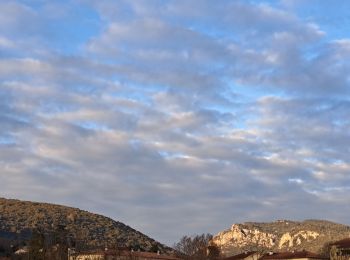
[{"x1": 0, "y1": 197, "x2": 170, "y2": 252}]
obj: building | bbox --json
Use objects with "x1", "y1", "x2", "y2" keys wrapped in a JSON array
[
  {"x1": 14, "y1": 246, "x2": 29, "y2": 255},
  {"x1": 330, "y1": 238, "x2": 350, "y2": 260},
  {"x1": 69, "y1": 248, "x2": 182, "y2": 260},
  {"x1": 221, "y1": 251, "x2": 262, "y2": 260},
  {"x1": 260, "y1": 250, "x2": 327, "y2": 260}
]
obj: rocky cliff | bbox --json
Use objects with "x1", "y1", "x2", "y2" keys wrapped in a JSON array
[
  {"x1": 212, "y1": 220, "x2": 350, "y2": 257},
  {"x1": 0, "y1": 197, "x2": 171, "y2": 253}
]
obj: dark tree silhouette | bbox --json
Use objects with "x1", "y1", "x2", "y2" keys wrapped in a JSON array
[
  {"x1": 174, "y1": 233, "x2": 220, "y2": 260},
  {"x1": 28, "y1": 229, "x2": 45, "y2": 260}
]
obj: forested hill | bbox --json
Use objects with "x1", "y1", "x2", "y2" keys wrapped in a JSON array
[{"x1": 0, "y1": 197, "x2": 171, "y2": 253}]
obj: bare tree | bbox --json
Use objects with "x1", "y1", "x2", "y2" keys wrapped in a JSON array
[{"x1": 174, "y1": 233, "x2": 220, "y2": 260}]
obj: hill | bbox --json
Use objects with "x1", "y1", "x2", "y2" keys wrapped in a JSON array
[
  {"x1": 212, "y1": 219, "x2": 350, "y2": 257},
  {"x1": 0, "y1": 197, "x2": 171, "y2": 253}
]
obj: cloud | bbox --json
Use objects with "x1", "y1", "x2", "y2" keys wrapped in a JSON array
[
  {"x1": 0, "y1": 0, "x2": 350, "y2": 246},
  {"x1": 0, "y1": 1, "x2": 38, "y2": 35},
  {"x1": 85, "y1": 0, "x2": 350, "y2": 99}
]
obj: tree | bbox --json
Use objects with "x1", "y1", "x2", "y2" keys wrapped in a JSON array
[
  {"x1": 319, "y1": 241, "x2": 333, "y2": 258},
  {"x1": 174, "y1": 233, "x2": 220, "y2": 260},
  {"x1": 50, "y1": 224, "x2": 69, "y2": 260},
  {"x1": 28, "y1": 229, "x2": 45, "y2": 260},
  {"x1": 207, "y1": 243, "x2": 221, "y2": 260},
  {"x1": 150, "y1": 244, "x2": 160, "y2": 253},
  {"x1": 27, "y1": 225, "x2": 72, "y2": 260}
]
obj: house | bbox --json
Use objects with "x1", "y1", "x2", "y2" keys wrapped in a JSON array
[
  {"x1": 68, "y1": 248, "x2": 182, "y2": 260},
  {"x1": 221, "y1": 251, "x2": 262, "y2": 260},
  {"x1": 259, "y1": 250, "x2": 327, "y2": 260},
  {"x1": 130, "y1": 251, "x2": 182, "y2": 260},
  {"x1": 329, "y1": 238, "x2": 350, "y2": 260},
  {"x1": 14, "y1": 246, "x2": 29, "y2": 255}
]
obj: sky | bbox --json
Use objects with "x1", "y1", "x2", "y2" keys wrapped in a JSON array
[{"x1": 0, "y1": 0, "x2": 350, "y2": 246}]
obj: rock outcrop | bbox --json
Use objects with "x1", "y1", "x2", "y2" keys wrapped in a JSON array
[
  {"x1": 212, "y1": 220, "x2": 350, "y2": 257},
  {"x1": 278, "y1": 230, "x2": 319, "y2": 249},
  {"x1": 214, "y1": 224, "x2": 277, "y2": 249}
]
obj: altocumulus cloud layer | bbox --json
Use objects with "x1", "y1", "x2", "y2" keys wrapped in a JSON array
[{"x1": 0, "y1": 0, "x2": 350, "y2": 245}]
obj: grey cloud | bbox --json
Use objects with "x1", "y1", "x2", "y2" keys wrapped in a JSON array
[
  {"x1": 0, "y1": 1, "x2": 39, "y2": 36},
  {"x1": 1, "y1": 0, "x2": 350, "y2": 247},
  {"x1": 254, "y1": 97, "x2": 350, "y2": 159},
  {"x1": 85, "y1": 0, "x2": 347, "y2": 98},
  {"x1": 249, "y1": 96, "x2": 350, "y2": 197},
  {"x1": 86, "y1": 16, "x2": 231, "y2": 95}
]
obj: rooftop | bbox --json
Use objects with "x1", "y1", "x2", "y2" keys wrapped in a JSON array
[
  {"x1": 222, "y1": 251, "x2": 259, "y2": 260},
  {"x1": 70, "y1": 249, "x2": 180, "y2": 260},
  {"x1": 330, "y1": 238, "x2": 350, "y2": 248},
  {"x1": 260, "y1": 251, "x2": 326, "y2": 260}
]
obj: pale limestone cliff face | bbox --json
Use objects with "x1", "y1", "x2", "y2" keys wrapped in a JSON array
[
  {"x1": 212, "y1": 220, "x2": 350, "y2": 257},
  {"x1": 212, "y1": 223, "x2": 321, "y2": 255},
  {"x1": 212, "y1": 224, "x2": 276, "y2": 250},
  {"x1": 278, "y1": 231, "x2": 319, "y2": 249}
]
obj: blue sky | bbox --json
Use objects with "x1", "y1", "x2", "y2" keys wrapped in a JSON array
[{"x1": 1, "y1": 0, "x2": 350, "y2": 246}]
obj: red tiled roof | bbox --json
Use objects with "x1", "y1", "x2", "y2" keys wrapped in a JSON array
[
  {"x1": 222, "y1": 251, "x2": 258, "y2": 260},
  {"x1": 130, "y1": 251, "x2": 181, "y2": 259},
  {"x1": 71, "y1": 249, "x2": 181, "y2": 260},
  {"x1": 260, "y1": 251, "x2": 326, "y2": 260},
  {"x1": 331, "y1": 238, "x2": 350, "y2": 248}
]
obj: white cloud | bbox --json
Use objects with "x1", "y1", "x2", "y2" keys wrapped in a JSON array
[{"x1": 0, "y1": 0, "x2": 350, "y2": 246}]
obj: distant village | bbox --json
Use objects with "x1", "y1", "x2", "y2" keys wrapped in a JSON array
[
  {"x1": 2, "y1": 234, "x2": 350, "y2": 260},
  {"x1": 64, "y1": 237, "x2": 350, "y2": 260}
]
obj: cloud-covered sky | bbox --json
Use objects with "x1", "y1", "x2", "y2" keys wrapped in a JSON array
[{"x1": 1, "y1": 0, "x2": 350, "y2": 245}]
